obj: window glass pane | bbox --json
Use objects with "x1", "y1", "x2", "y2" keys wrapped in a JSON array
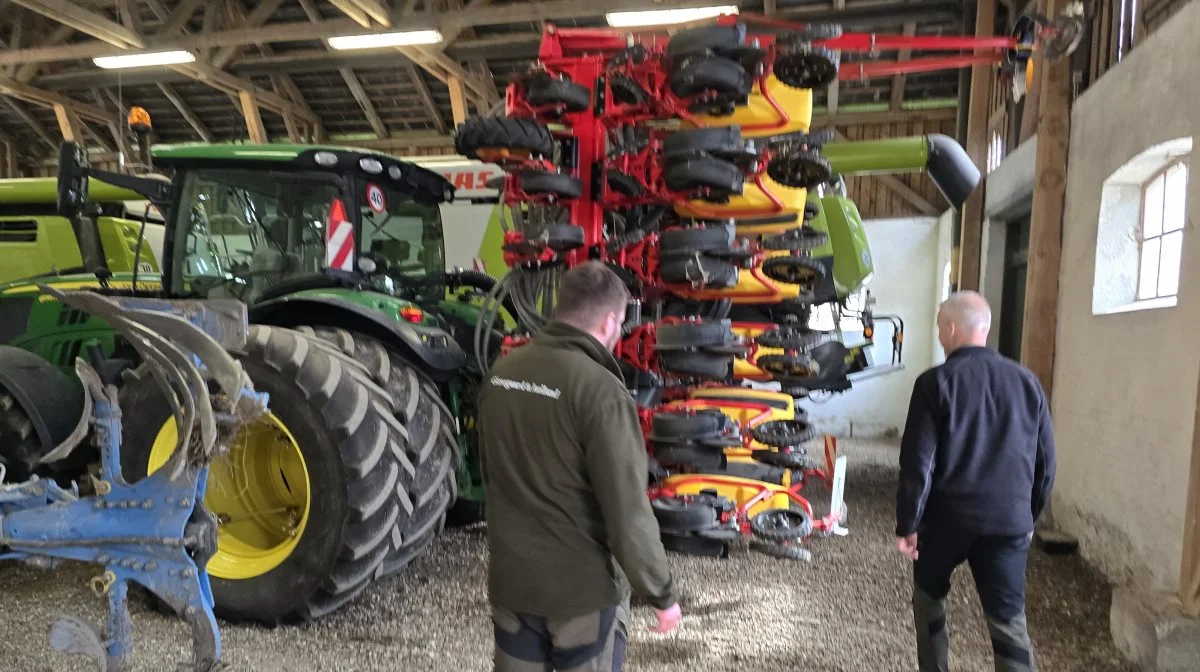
[
  {"x1": 1143, "y1": 174, "x2": 1164, "y2": 238},
  {"x1": 1164, "y1": 162, "x2": 1188, "y2": 233},
  {"x1": 1139, "y1": 237, "x2": 1161, "y2": 300},
  {"x1": 1158, "y1": 230, "x2": 1183, "y2": 297},
  {"x1": 359, "y1": 182, "x2": 446, "y2": 301}
]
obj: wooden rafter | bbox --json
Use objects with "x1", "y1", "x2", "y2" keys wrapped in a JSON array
[
  {"x1": 4, "y1": 98, "x2": 56, "y2": 150},
  {"x1": 160, "y1": 0, "x2": 206, "y2": 35},
  {"x1": 328, "y1": 0, "x2": 392, "y2": 27},
  {"x1": 890, "y1": 23, "x2": 917, "y2": 110},
  {"x1": 406, "y1": 62, "x2": 446, "y2": 133},
  {"x1": 15, "y1": 24, "x2": 74, "y2": 84},
  {"x1": 117, "y1": 0, "x2": 144, "y2": 35},
  {"x1": 340, "y1": 67, "x2": 389, "y2": 138},
  {"x1": 238, "y1": 90, "x2": 267, "y2": 143},
  {"x1": 157, "y1": 82, "x2": 214, "y2": 142},
  {"x1": 212, "y1": 0, "x2": 285, "y2": 70},
  {"x1": 7, "y1": 0, "x2": 143, "y2": 49}
]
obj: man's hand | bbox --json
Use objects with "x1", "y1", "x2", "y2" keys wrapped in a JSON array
[
  {"x1": 650, "y1": 604, "x2": 682, "y2": 635},
  {"x1": 896, "y1": 533, "x2": 919, "y2": 560}
]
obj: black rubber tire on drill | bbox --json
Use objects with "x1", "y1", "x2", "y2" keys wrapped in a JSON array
[
  {"x1": 750, "y1": 449, "x2": 809, "y2": 470},
  {"x1": 655, "y1": 320, "x2": 736, "y2": 351},
  {"x1": 666, "y1": 24, "x2": 747, "y2": 60},
  {"x1": 755, "y1": 326, "x2": 827, "y2": 351},
  {"x1": 118, "y1": 325, "x2": 434, "y2": 625},
  {"x1": 659, "y1": 351, "x2": 734, "y2": 380},
  {"x1": 454, "y1": 116, "x2": 556, "y2": 161},
  {"x1": 773, "y1": 45, "x2": 841, "y2": 90},
  {"x1": 761, "y1": 255, "x2": 827, "y2": 288},
  {"x1": 664, "y1": 156, "x2": 745, "y2": 197},
  {"x1": 670, "y1": 55, "x2": 753, "y2": 98},
  {"x1": 607, "y1": 170, "x2": 646, "y2": 198},
  {"x1": 750, "y1": 419, "x2": 818, "y2": 449},
  {"x1": 750, "y1": 507, "x2": 813, "y2": 541},
  {"x1": 757, "y1": 353, "x2": 821, "y2": 380},
  {"x1": 767, "y1": 149, "x2": 833, "y2": 190},
  {"x1": 304, "y1": 326, "x2": 459, "y2": 579},
  {"x1": 525, "y1": 75, "x2": 591, "y2": 112},
  {"x1": 760, "y1": 226, "x2": 830, "y2": 252},
  {"x1": 651, "y1": 496, "x2": 721, "y2": 532},
  {"x1": 659, "y1": 224, "x2": 736, "y2": 257},
  {"x1": 663, "y1": 126, "x2": 744, "y2": 159},
  {"x1": 609, "y1": 73, "x2": 650, "y2": 106},
  {"x1": 520, "y1": 170, "x2": 582, "y2": 198},
  {"x1": 653, "y1": 442, "x2": 727, "y2": 470},
  {"x1": 650, "y1": 408, "x2": 736, "y2": 442},
  {"x1": 659, "y1": 256, "x2": 739, "y2": 288}
]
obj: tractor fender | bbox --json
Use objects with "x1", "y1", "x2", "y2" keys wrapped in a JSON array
[
  {"x1": 250, "y1": 295, "x2": 467, "y2": 380},
  {"x1": 0, "y1": 345, "x2": 84, "y2": 450}
]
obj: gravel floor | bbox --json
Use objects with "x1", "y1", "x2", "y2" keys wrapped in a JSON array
[{"x1": 0, "y1": 439, "x2": 1132, "y2": 671}]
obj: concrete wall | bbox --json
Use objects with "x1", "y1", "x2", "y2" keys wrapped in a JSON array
[
  {"x1": 807, "y1": 214, "x2": 950, "y2": 437},
  {"x1": 1052, "y1": 0, "x2": 1200, "y2": 590}
]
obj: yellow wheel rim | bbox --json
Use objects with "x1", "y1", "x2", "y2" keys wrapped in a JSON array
[{"x1": 148, "y1": 412, "x2": 311, "y2": 580}]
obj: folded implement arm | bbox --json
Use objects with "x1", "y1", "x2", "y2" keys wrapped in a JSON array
[{"x1": 0, "y1": 288, "x2": 266, "y2": 672}]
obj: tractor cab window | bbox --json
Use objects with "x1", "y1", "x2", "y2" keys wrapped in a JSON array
[
  {"x1": 357, "y1": 181, "x2": 445, "y2": 301},
  {"x1": 172, "y1": 168, "x2": 341, "y2": 302}
]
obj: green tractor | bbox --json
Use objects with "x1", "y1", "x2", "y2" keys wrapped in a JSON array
[{"x1": 0, "y1": 141, "x2": 497, "y2": 625}]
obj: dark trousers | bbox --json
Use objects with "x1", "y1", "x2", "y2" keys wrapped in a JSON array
[
  {"x1": 911, "y1": 526, "x2": 1036, "y2": 672},
  {"x1": 492, "y1": 596, "x2": 629, "y2": 672}
]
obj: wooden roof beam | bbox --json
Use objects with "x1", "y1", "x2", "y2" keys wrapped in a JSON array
[
  {"x1": 405, "y1": 62, "x2": 446, "y2": 134},
  {"x1": 212, "y1": 0, "x2": 285, "y2": 70},
  {"x1": 3, "y1": 98, "x2": 57, "y2": 150},
  {"x1": 157, "y1": 82, "x2": 214, "y2": 142},
  {"x1": 340, "y1": 68, "x2": 389, "y2": 138},
  {"x1": 0, "y1": 74, "x2": 114, "y2": 122},
  {"x1": 160, "y1": 0, "x2": 206, "y2": 35},
  {"x1": 7, "y1": 0, "x2": 143, "y2": 49}
]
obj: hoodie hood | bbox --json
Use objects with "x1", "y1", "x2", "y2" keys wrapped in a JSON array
[{"x1": 535, "y1": 320, "x2": 625, "y2": 381}]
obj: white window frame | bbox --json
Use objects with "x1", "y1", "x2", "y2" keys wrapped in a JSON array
[{"x1": 1136, "y1": 159, "x2": 1187, "y2": 302}]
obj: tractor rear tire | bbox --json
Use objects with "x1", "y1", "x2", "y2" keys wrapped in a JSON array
[
  {"x1": 305, "y1": 327, "x2": 459, "y2": 579},
  {"x1": 454, "y1": 116, "x2": 556, "y2": 161},
  {"x1": 0, "y1": 385, "x2": 42, "y2": 483},
  {"x1": 118, "y1": 325, "x2": 432, "y2": 625}
]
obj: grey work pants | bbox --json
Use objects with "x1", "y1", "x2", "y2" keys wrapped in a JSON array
[
  {"x1": 911, "y1": 527, "x2": 1037, "y2": 672},
  {"x1": 492, "y1": 596, "x2": 630, "y2": 672}
]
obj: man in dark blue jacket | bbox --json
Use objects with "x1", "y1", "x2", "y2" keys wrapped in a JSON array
[{"x1": 896, "y1": 291, "x2": 1056, "y2": 672}]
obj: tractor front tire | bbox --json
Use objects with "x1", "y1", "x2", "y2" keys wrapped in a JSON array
[{"x1": 118, "y1": 325, "x2": 435, "y2": 625}]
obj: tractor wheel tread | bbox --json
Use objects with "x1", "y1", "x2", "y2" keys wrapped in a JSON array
[{"x1": 454, "y1": 116, "x2": 556, "y2": 161}]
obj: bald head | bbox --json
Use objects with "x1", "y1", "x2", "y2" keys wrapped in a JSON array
[{"x1": 936, "y1": 291, "x2": 992, "y2": 354}]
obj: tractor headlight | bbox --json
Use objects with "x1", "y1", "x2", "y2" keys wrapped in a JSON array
[
  {"x1": 314, "y1": 151, "x2": 338, "y2": 167},
  {"x1": 360, "y1": 158, "x2": 383, "y2": 174}
]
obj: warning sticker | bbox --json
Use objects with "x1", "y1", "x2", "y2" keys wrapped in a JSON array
[{"x1": 366, "y1": 183, "x2": 386, "y2": 214}]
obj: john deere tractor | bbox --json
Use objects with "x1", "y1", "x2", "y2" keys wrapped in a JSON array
[{"x1": 0, "y1": 140, "x2": 497, "y2": 625}]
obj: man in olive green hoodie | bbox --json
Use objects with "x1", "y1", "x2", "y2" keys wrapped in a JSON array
[{"x1": 478, "y1": 261, "x2": 681, "y2": 672}]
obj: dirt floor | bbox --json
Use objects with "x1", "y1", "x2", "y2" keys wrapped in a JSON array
[{"x1": 0, "y1": 439, "x2": 1133, "y2": 671}]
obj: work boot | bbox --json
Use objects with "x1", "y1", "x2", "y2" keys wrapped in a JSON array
[
  {"x1": 912, "y1": 585, "x2": 949, "y2": 672},
  {"x1": 985, "y1": 611, "x2": 1037, "y2": 672}
]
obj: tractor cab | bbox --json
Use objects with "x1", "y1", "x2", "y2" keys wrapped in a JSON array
[{"x1": 55, "y1": 140, "x2": 456, "y2": 312}]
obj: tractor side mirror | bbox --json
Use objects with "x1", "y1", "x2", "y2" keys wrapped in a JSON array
[{"x1": 56, "y1": 141, "x2": 90, "y2": 219}]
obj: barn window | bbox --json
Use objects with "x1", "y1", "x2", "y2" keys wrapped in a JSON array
[
  {"x1": 1136, "y1": 160, "x2": 1187, "y2": 300},
  {"x1": 1093, "y1": 137, "x2": 1190, "y2": 315}
]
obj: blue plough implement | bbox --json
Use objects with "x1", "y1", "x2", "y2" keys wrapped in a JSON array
[{"x1": 0, "y1": 286, "x2": 267, "y2": 672}]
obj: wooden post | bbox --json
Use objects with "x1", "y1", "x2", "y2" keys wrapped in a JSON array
[
  {"x1": 52, "y1": 103, "x2": 79, "y2": 141},
  {"x1": 1180, "y1": 372, "x2": 1200, "y2": 617},
  {"x1": 239, "y1": 90, "x2": 268, "y2": 144},
  {"x1": 1, "y1": 142, "x2": 13, "y2": 177},
  {"x1": 956, "y1": 0, "x2": 996, "y2": 291},
  {"x1": 448, "y1": 76, "x2": 468, "y2": 126},
  {"x1": 1018, "y1": 0, "x2": 1071, "y2": 399}
]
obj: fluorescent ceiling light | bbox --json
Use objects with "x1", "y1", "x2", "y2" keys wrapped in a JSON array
[
  {"x1": 93, "y1": 50, "x2": 196, "y2": 69},
  {"x1": 328, "y1": 30, "x2": 443, "y2": 50},
  {"x1": 605, "y1": 5, "x2": 738, "y2": 27}
]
